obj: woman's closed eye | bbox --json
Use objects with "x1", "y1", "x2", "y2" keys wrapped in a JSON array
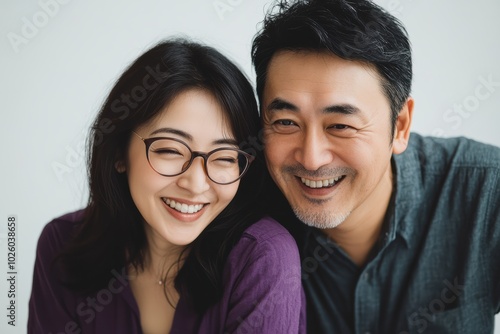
[
  {"x1": 152, "y1": 148, "x2": 182, "y2": 155},
  {"x1": 213, "y1": 157, "x2": 238, "y2": 165}
]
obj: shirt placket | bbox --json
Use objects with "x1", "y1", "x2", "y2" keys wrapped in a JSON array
[
  {"x1": 354, "y1": 262, "x2": 380, "y2": 334},
  {"x1": 354, "y1": 229, "x2": 396, "y2": 334}
]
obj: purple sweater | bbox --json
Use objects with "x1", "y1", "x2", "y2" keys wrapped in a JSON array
[{"x1": 28, "y1": 210, "x2": 306, "y2": 333}]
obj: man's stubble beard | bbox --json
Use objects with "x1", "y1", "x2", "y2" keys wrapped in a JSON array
[
  {"x1": 279, "y1": 165, "x2": 355, "y2": 229},
  {"x1": 291, "y1": 202, "x2": 351, "y2": 229}
]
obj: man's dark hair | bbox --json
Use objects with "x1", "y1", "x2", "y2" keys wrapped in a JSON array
[{"x1": 252, "y1": 0, "x2": 412, "y2": 136}]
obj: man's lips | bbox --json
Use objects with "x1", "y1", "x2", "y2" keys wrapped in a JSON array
[{"x1": 299, "y1": 175, "x2": 346, "y2": 189}]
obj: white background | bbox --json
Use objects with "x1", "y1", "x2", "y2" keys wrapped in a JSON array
[{"x1": 1, "y1": 0, "x2": 499, "y2": 332}]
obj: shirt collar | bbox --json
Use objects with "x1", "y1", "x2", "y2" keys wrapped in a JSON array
[{"x1": 388, "y1": 137, "x2": 424, "y2": 248}]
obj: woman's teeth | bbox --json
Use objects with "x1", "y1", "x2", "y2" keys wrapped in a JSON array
[
  {"x1": 163, "y1": 198, "x2": 204, "y2": 213},
  {"x1": 300, "y1": 176, "x2": 344, "y2": 189}
]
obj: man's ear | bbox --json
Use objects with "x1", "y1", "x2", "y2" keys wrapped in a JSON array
[
  {"x1": 115, "y1": 160, "x2": 126, "y2": 173},
  {"x1": 392, "y1": 97, "x2": 414, "y2": 155}
]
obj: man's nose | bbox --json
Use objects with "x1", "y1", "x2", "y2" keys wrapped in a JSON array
[{"x1": 295, "y1": 129, "x2": 334, "y2": 171}]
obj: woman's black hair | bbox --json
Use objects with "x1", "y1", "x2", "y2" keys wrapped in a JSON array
[
  {"x1": 252, "y1": 0, "x2": 412, "y2": 137},
  {"x1": 58, "y1": 38, "x2": 266, "y2": 313}
]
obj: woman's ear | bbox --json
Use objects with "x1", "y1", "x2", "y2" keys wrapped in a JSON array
[
  {"x1": 392, "y1": 97, "x2": 414, "y2": 155},
  {"x1": 115, "y1": 160, "x2": 126, "y2": 173}
]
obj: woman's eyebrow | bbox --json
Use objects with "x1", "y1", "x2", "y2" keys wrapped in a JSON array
[
  {"x1": 213, "y1": 138, "x2": 238, "y2": 146},
  {"x1": 150, "y1": 127, "x2": 237, "y2": 146},
  {"x1": 149, "y1": 127, "x2": 192, "y2": 140}
]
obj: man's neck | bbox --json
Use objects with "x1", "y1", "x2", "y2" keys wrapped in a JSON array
[{"x1": 322, "y1": 166, "x2": 394, "y2": 267}]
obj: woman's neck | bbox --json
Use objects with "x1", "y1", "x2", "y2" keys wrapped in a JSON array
[{"x1": 141, "y1": 224, "x2": 187, "y2": 285}]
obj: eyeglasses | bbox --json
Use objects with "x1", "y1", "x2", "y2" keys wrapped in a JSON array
[{"x1": 133, "y1": 131, "x2": 255, "y2": 185}]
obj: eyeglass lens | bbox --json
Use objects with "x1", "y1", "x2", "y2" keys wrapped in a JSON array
[{"x1": 148, "y1": 138, "x2": 249, "y2": 184}]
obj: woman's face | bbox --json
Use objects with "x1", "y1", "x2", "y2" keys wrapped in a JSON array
[{"x1": 122, "y1": 89, "x2": 240, "y2": 249}]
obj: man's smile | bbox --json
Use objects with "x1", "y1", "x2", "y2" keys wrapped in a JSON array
[{"x1": 300, "y1": 175, "x2": 346, "y2": 189}]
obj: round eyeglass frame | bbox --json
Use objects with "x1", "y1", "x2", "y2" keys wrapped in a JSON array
[{"x1": 132, "y1": 131, "x2": 255, "y2": 185}]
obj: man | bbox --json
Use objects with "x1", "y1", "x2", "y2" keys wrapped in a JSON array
[{"x1": 252, "y1": 0, "x2": 500, "y2": 333}]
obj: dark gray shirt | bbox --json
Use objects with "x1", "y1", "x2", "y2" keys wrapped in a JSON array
[{"x1": 302, "y1": 133, "x2": 500, "y2": 333}]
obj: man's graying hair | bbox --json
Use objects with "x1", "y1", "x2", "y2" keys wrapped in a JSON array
[{"x1": 252, "y1": 0, "x2": 412, "y2": 137}]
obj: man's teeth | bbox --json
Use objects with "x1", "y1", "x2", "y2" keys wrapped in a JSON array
[
  {"x1": 300, "y1": 176, "x2": 344, "y2": 188},
  {"x1": 164, "y1": 199, "x2": 204, "y2": 213}
]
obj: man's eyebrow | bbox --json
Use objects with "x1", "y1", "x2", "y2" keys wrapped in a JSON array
[
  {"x1": 324, "y1": 104, "x2": 360, "y2": 115},
  {"x1": 149, "y1": 127, "x2": 238, "y2": 146},
  {"x1": 266, "y1": 98, "x2": 299, "y2": 112},
  {"x1": 267, "y1": 98, "x2": 360, "y2": 115}
]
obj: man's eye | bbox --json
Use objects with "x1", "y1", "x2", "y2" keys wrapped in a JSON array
[
  {"x1": 327, "y1": 124, "x2": 358, "y2": 138},
  {"x1": 268, "y1": 119, "x2": 300, "y2": 134},
  {"x1": 275, "y1": 119, "x2": 296, "y2": 126},
  {"x1": 329, "y1": 124, "x2": 350, "y2": 130}
]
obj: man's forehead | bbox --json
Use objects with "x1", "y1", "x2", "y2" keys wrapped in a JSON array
[{"x1": 263, "y1": 50, "x2": 386, "y2": 105}]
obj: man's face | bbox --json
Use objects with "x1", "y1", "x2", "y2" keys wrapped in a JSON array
[{"x1": 262, "y1": 51, "x2": 405, "y2": 229}]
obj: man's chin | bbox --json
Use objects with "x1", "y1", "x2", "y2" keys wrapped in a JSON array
[{"x1": 291, "y1": 207, "x2": 351, "y2": 229}]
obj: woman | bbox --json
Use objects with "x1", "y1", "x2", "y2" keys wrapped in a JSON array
[{"x1": 28, "y1": 39, "x2": 305, "y2": 333}]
